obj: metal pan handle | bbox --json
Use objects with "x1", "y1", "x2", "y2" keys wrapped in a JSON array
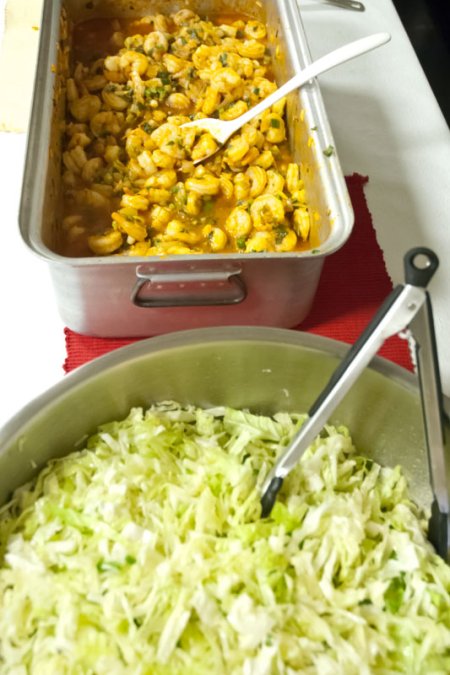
[{"x1": 131, "y1": 266, "x2": 246, "y2": 308}]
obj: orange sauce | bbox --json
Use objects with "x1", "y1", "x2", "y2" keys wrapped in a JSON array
[{"x1": 62, "y1": 13, "x2": 309, "y2": 257}]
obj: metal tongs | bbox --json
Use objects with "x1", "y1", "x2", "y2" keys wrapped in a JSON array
[{"x1": 261, "y1": 248, "x2": 450, "y2": 561}]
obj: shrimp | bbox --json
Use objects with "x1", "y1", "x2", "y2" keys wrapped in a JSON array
[
  {"x1": 69, "y1": 95, "x2": 101, "y2": 122},
  {"x1": 224, "y1": 207, "x2": 252, "y2": 238},
  {"x1": 144, "y1": 31, "x2": 169, "y2": 58},
  {"x1": 250, "y1": 194, "x2": 285, "y2": 231},
  {"x1": 88, "y1": 229, "x2": 123, "y2": 255},
  {"x1": 90, "y1": 111, "x2": 124, "y2": 138}
]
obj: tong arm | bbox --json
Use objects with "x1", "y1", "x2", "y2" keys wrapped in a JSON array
[
  {"x1": 410, "y1": 300, "x2": 449, "y2": 560},
  {"x1": 261, "y1": 283, "x2": 427, "y2": 504}
]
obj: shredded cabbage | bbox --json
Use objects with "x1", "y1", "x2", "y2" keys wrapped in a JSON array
[{"x1": 0, "y1": 402, "x2": 449, "y2": 674}]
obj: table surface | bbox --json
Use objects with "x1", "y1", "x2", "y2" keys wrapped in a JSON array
[{"x1": 1, "y1": 0, "x2": 450, "y2": 428}]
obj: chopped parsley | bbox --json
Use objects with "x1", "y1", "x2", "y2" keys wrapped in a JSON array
[
  {"x1": 275, "y1": 227, "x2": 288, "y2": 244},
  {"x1": 157, "y1": 70, "x2": 171, "y2": 85},
  {"x1": 323, "y1": 145, "x2": 335, "y2": 157}
]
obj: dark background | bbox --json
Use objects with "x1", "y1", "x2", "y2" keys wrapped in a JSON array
[{"x1": 393, "y1": 0, "x2": 450, "y2": 125}]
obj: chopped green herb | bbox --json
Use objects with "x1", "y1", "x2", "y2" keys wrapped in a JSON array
[
  {"x1": 275, "y1": 228, "x2": 288, "y2": 244},
  {"x1": 142, "y1": 122, "x2": 154, "y2": 134},
  {"x1": 96, "y1": 560, "x2": 123, "y2": 573},
  {"x1": 323, "y1": 145, "x2": 335, "y2": 157},
  {"x1": 311, "y1": 126, "x2": 318, "y2": 131},
  {"x1": 219, "y1": 53, "x2": 228, "y2": 66},
  {"x1": 157, "y1": 70, "x2": 171, "y2": 85},
  {"x1": 253, "y1": 87, "x2": 260, "y2": 96},
  {"x1": 236, "y1": 236, "x2": 247, "y2": 250},
  {"x1": 384, "y1": 574, "x2": 406, "y2": 614},
  {"x1": 270, "y1": 118, "x2": 281, "y2": 129}
]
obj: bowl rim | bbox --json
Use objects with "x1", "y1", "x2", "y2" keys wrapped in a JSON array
[{"x1": 2, "y1": 326, "x2": 435, "y2": 447}]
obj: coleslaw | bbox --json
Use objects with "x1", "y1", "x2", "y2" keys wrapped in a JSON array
[{"x1": 0, "y1": 402, "x2": 449, "y2": 673}]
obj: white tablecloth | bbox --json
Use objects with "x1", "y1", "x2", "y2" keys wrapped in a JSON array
[{"x1": 1, "y1": 0, "x2": 449, "y2": 427}]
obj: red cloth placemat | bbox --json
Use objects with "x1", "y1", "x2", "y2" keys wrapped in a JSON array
[{"x1": 64, "y1": 174, "x2": 412, "y2": 373}]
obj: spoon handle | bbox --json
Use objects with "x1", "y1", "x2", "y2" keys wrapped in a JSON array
[
  {"x1": 228, "y1": 32, "x2": 390, "y2": 133},
  {"x1": 323, "y1": 0, "x2": 365, "y2": 10}
]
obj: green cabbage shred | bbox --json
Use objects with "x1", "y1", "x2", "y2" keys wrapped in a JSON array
[{"x1": 0, "y1": 402, "x2": 449, "y2": 674}]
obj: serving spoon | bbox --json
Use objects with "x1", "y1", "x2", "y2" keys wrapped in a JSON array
[
  {"x1": 321, "y1": 0, "x2": 365, "y2": 10},
  {"x1": 182, "y1": 32, "x2": 390, "y2": 164}
]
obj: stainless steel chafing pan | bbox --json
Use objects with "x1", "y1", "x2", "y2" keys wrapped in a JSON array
[{"x1": 20, "y1": 0, "x2": 354, "y2": 337}]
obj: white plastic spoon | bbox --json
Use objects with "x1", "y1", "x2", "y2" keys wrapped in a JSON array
[{"x1": 182, "y1": 32, "x2": 390, "y2": 163}]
